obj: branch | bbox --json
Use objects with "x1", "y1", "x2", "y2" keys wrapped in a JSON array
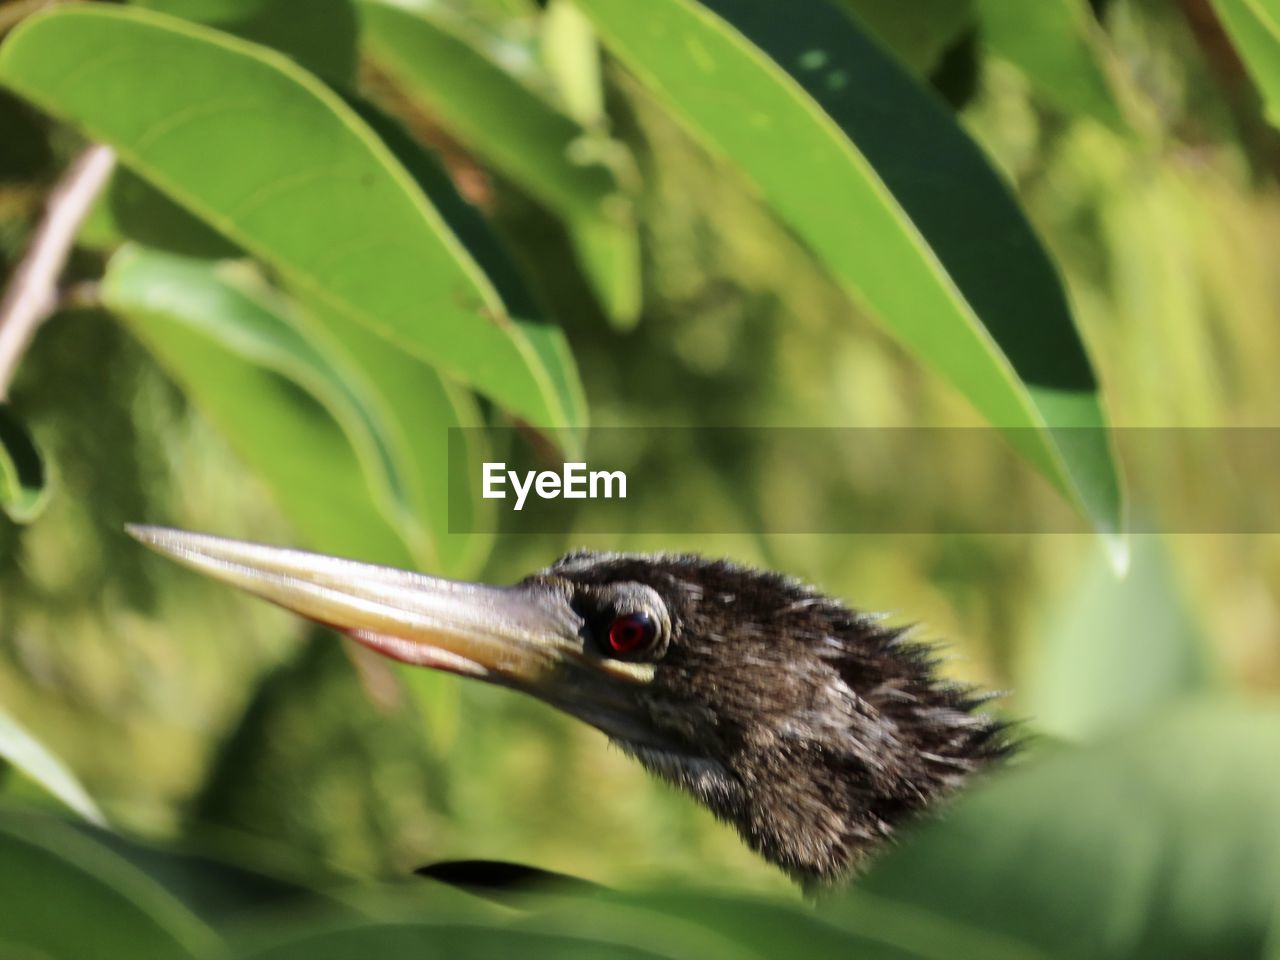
[
  {"x1": 0, "y1": 0, "x2": 60, "y2": 38},
  {"x1": 0, "y1": 144, "x2": 116, "y2": 400}
]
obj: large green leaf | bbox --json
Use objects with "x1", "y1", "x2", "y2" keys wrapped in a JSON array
[
  {"x1": 0, "y1": 4, "x2": 583, "y2": 434},
  {"x1": 0, "y1": 404, "x2": 48, "y2": 523},
  {"x1": 357, "y1": 0, "x2": 642, "y2": 326},
  {"x1": 842, "y1": 0, "x2": 976, "y2": 74},
  {"x1": 359, "y1": 0, "x2": 614, "y2": 222},
  {"x1": 102, "y1": 245, "x2": 414, "y2": 567},
  {"x1": 576, "y1": 0, "x2": 1123, "y2": 541},
  {"x1": 843, "y1": 701, "x2": 1280, "y2": 959},
  {"x1": 289, "y1": 289, "x2": 494, "y2": 578},
  {"x1": 579, "y1": 889, "x2": 1037, "y2": 960},
  {"x1": 1024, "y1": 539, "x2": 1214, "y2": 741},
  {"x1": 236, "y1": 920, "x2": 733, "y2": 960},
  {"x1": 977, "y1": 0, "x2": 1129, "y2": 133},
  {"x1": 71, "y1": 823, "x2": 330, "y2": 931},
  {"x1": 130, "y1": 0, "x2": 360, "y2": 84},
  {"x1": 1210, "y1": 0, "x2": 1280, "y2": 128},
  {"x1": 0, "y1": 812, "x2": 214, "y2": 960},
  {"x1": 0, "y1": 707, "x2": 104, "y2": 825}
]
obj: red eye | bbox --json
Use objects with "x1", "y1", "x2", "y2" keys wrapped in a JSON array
[{"x1": 607, "y1": 612, "x2": 656, "y2": 655}]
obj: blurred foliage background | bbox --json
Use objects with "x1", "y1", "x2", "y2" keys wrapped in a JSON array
[{"x1": 0, "y1": 0, "x2": 1278, "y2": 956}]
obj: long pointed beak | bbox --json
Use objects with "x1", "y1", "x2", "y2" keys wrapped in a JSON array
[{"x1": 126, "y1": 526, "x2": 652, "y2": 690}]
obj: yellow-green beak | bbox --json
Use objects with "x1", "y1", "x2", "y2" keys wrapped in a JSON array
[{"x1": 126, "y1": 526, "x2": 655, "y2": 700}]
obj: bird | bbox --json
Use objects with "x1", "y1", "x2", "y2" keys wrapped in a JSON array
[{"x1": 128, "y1": 525, "x2": 1012, "y2": 888}]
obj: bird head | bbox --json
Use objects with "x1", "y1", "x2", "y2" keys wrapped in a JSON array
[{"x1": 129, "y1": 527, "x2": 1011, "y2": 887}]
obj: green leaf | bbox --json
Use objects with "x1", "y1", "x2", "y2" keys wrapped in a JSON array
[
  {"x1": 0, "y1": 812, "x2": 214, "y2": 960},
  {"x1": 100, "y1": 168, "x2": 241, "y2": 259},
  {"x1": 583, "y1": 889, "x2": 1035, "y2": 960},
  {"x1": 190, "y1": 638, "x2": 453, "y2": 881},
  {"x1": 841, "y1": 0, "x2": 976, "y2": 74},
  {"x1": 344, "y1": 92, "x2": 590, "y2": 435},
  {"x1": 0, "y1": 4, "x2": 583, "y2": 435},
  {"x1": 0, "y1": 404, "x2": 48, "y2": 523},
  {"x1": 0, "y1": 708, "x2": 104, "y2": 825},
  {"x1": 1210, "y1": 0, "x2": 1280, "y2": 128},
  {"x1": 70, "y1": 823, "x2": 330, "y2": 930},
  {"x1": 542, "y1": 0, "x2": 607, "y2": 127},
  {"x1": 237, "y1": 920, "x2": 729, "y2": 960},
  {"x1": 359, "y1": 0, "x2": 612, "y2": 221},
  {"x1": 576, "y1": 0, "x2": 1123, "y2": 541},
  {"x1": 104, "y1": 246, "x2": 491, "y2": 577},
  {"x1": 977, "y1": 0, "x2": 1130, "y2": 133},
  {"x1": 130, "y1": 0, "x2": 360, "y2": 84},
  {"x1": 289, "y1": 289, "x2": 494, "y2": 578},
  {"x1": 845, "y1": 701, "x2": 1280, "y2": 959},
  {"x1": 1024, "y1": 539, "x2": 1214, "y2": 741},
  {"x1": 357, "y1": 0, "x2": 642, "y2": 327},
  {"x1": 102, "y1": 245, "x2": 415, "y2": 567}
]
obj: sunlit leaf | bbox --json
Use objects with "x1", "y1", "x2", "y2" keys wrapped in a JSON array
[
  {"x1": 104, "y1": 246, "x2": 488, "y2": 750},
  {"x1": 576, "y1": 0, "x2": 1124, "y2": 543},
  {"x1": 0, "y1": 5, "x2": 583, "y2": 434},
  {"x1": 0, "y1": 707, "x2": 104, "y2": 825},
  {"x1": 289, "y1": 289, "x2": 494, "y2": 579},
  {"x1": 130, "y1": 0, "x2": 360, "y2": 84},
  {"x1": 542, "y1": 0, "x2": 606, "y2": 127},
  {"x1": 358, "y1": 0, "x2": 642, "y2": 327},
  {"x1": 0, "y1": 404, "x2": 48, "y2": 523},
  {"x1": 977, "y1": 0, "x2": 1130, "y2": 133},
  {"x1": 845, "y1": 701, "x2": 1280, "y2": 959},
  {"x1": 1210, "y1": 0, "x2": 1280, "y2": 128},
  {"x1": 0, "y1": 812, "x2": 214, "y2": 960},
  {"x1": 102, "y1": 245, "x2": 415, "y2": 567},
  {"x1": 345, "y1": 93, "x2": 590, "y2": 435},
  {"x1": 359, "y1": 0, "x2": 611, "y2": 220}
]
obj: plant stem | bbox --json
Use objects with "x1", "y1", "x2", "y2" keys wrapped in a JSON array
[
  {"x1": 0, "y1": 144, "x2": 115, "y2": 400},
  {"x1": 0, "y1": 0, "x2": 59, "y2": 37}
]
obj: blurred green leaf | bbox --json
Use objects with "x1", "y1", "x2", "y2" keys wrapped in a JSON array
[
  {"x1": 0, "y1": 5, "x2": 584, "y2": 435},
  {"x1": 846, "y1": 701, "x2": 1280, "y2": 959},
  {"x1": 566, "y1": 214, "x2": 643, "y2": 329},
  {"x1": 977, "y1": 0, "x2": 1129, "y2": 133},
  {"x1": 0, "y1": 812, "x2": 214, "y2": 960},
  {"x1": 339, "y1": 92, "x2": 591, "y2": 439},
  {"x1": 191, "y1": 637, "x2": 447, "y2": 881},
  {"x1": 89, "y1": 168, "x2": 241, "y2": 259},
  {"x1": 1025, "y1": 538, "x2": 1213, "y2": 740},
  {"x1": 583, "y1": 889, "x2": 1034, "y2": 960},
  {"x1": 542, "y1": 0, "x2": 606, "y2": 127},
  {"x1": 237, "y1": 920, "x2": 733, "y2": 960},
  {"x1": 74, "y1": 825, "x2": 327, "y2": 930},
  {"x1": 289, "y1": 289, "x2": 493, "y2": 578},
  {"x1": 130, "y1": 0, "x2": 360, "y2": 84},
  {"x1": 359, "y1": 0, "x2": 612, "y2": 221},
  {"x1": 0, "y1": 708, "x2": 104, "y2": 825},
  {"x1": 577, "y1": 0, "x2": 1124, "y2": 543},
  {"x1": 1210, "y1": 0, "x2": 1280, "y2": 128},
  {"x1": 101, "y1": 245, "x2": 415, "y2": 566},
  {"x1": 0, "y1": 404, "x2": 48, "y2": 523},
  {"x1": 93, "y1": 179, "x2": 493, "y2": 578},
  {"x1": 358, "y1": 0, "x2": 642, "y2": 327},
  {"x1": 842, "y1": 0, "x2": 975, "y2": 74}
]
